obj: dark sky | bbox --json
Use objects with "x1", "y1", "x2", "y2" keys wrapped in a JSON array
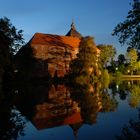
[{"x1": 0, "y1": 0, "x2": 131, "y2": 55}]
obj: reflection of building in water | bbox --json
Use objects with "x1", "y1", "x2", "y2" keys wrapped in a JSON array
[
  {"x1": 70, "y1": 123, "x2": 83, "y2": 138},
  {"x1": 32, "y1": 85, "x2": 82, "y2": 130},
  {"x1": 15, "y1": 83, "x2": 104, "y2": 137},
  {"x1": 31, "y1": 84, "x2": 103, "y2": 133}
]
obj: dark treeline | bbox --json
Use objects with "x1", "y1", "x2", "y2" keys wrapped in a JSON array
[{"x1": 0, "y1": 17, "x2": 24, "y2": 84}]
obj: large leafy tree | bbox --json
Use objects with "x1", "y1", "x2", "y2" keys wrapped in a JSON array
[
  {"x1": 0, "y1": 17, "x2": 24, "y2": 55},
  {"x1": 0, "y1": 32, "x2": 10, "y2": 82},
  {"x1": 117, "y1": 54, "x2": 126, "y2": 73},
  {"x1": 118, "y1": 54, "x2": 126, "y2": 65},
  {"x1": 126, "y1": 48, "x2": 138, "y2": 75},
  {"x1": 97, "y1": 44, "x2": 116, "y2": 68},
  {"x1": 0, "y1": 17, "x2": 24, "y2": 81},
  {"x1": 116, "y1": 108, "x2": 140, "y2": 140},
  {"x1": 70, "y1": 36, "x2": 98, "y2": 75},
  {"x1": 69, "y1": 36, "x2": 99, "y2": 84},
  {"x1": 112, "y1": 0, "x2": 140, "y2": 49}
]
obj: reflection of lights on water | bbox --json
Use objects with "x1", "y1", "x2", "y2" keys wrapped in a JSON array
[
  {"x1": 15, "y1": 90, "x2": 18, "y2": 94},
  {"x1": 14, "y1": 69, "x2": 18, "y2": 73}
]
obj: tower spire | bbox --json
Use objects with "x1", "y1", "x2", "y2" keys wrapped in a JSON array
[
  {"x1": 71, "y1": 19, "x2": 75, "y2": 30},
  {"x1": 66, "y1": 21, "x2": 82, "y2": 38}
]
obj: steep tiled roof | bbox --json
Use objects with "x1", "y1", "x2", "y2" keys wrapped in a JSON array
[
  {"x1": 66, "y1": 22, "x2": 82, "y2": 38},
  {"x1": 30, "y1": 33, "x2": 81, "y2": 49}
]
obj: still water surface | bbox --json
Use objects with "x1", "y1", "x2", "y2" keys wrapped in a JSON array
[{"x1": 0, "y1": 80, "x2": 140, "y2": 140}]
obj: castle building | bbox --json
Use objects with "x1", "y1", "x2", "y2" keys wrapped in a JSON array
[{"x1": 15, "y1": 22, "x2": 99, "y2": 78}]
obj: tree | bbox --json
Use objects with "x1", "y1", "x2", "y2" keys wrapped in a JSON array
[
  {"x1": 97, "y1": 44, "x2": 116, "y2": 68},
  {"x1": 70, "y1": 82, "x2": 102, "y2": 124},
  {"x1": 112, "y1": 0, "x2": 140, "y2": 50},
  {"x1": 128, "y1": 85, "x2": 140, "y2": 108},
  {"x1": 116, "y1": 108, "x2": 140, "y2": 140},
  {"x1": 0, "y1": 17, "x2": 24, "y2": 55},
  {"x1": 117, "y1": 54, "x2": 126, "y2": 73},
  {"x1": 135, "y1": 61, "x2": 140, "y2": 74},
  {"x1": 0, "y1": 32, "x2": 10, "y2": 82},
  {"x1": 118, "y1": 54, "x2": 126, "y2": 65},
  {"x1": 0, "y1": 103, "x2": 25, "y2": 140},
  {"x1": 0, "y1": 17, "x2": 24, "y2": 82},
  {"x1": 70, "y1": 36, "x2": 98, "y2": 79},
  {"x1": 126, "y1": 48, "x2": 138, "y2": 75}
]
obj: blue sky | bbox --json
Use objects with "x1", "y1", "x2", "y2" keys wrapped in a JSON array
[{"x1": 0, "y1": 0, "x2": 131, "y2": 55}]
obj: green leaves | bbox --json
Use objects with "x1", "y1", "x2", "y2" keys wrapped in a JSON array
[
  {"x1": 69, "y1": 36, "x2": 99, "y2": 83},
  {"x1": 97, "y1": 44, "x2": 116, "y2": 68},
  {"x1": 112, "y1": 0, "x2": 140, "y2": 49},
  {"x1": 0, "y1": 17, "x2": 24, "y2": 54},
  {"x1": 126, "y1": 48, "x2": 138, "y2": 74},
  {"x1": 0, "y1": 17, "x2": 24, "y2": 82}
]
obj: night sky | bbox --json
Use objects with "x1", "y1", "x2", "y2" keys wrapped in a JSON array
[{"x1": 0, "y1": 0, "x2": 131, "y2": 55}]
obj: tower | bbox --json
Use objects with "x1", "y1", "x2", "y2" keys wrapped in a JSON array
[{"x1": 66, "y1": 21, "x2": 82, "y2": 38}]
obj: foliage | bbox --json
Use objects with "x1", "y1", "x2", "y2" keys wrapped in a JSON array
[
  {"x1": 80, "y1": 92, "x2": 100, "y2": 124},
  {"x1": 101, "y1": 93, "x2": 118, "y2": 112},
  {"x1": 0, "y1": 105, "x2": 26, "y2": 140},
  {"x1": 0, "y1": 31, "x2": 12, "y2": 82},
  {"x1": 70, "y1": 82, "x2": 102, "y2": 124},
  {"x1": 97, "y1": 44, "x2": 116, "y2": 68},
  {"x1": 69, "y1": 36, "x2": 99, "y2": 83},
  {"x1": 118, "y1": 54, "x2": 126, "y2": 65},
  {"x1": 126, "y1": 48, "x2": 138, "y2": 74},
  {"x1": 112, "y1": 0, "x2": 140, "y2": 49},
  {"x1": 116, "y1": 108, "x2": 140, "y2": 140},
  {"x1": 128, "y1": 85, "x2": 140, "y2": 108},
  {"x1": 0, "y1": 17, "x2": 24, "y2": 82},
  {"x1": 0, "y1": 17, "x2": 24, "y2": 55},
  {"x1": 118, "y1": 64, "x2": 126, "y2": 74},
  {"x1": 76, "y1": 36, "x2": 97, "y2": 71},
  {"x1": 135, "y1": 61, "x2": 140, "y2": 74}
]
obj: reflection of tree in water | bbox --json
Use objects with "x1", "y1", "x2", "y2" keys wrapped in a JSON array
[
  {"x1": 116, "y1": 108, "x2": 140, "y2": 140},
  {"x1": 0, "y1": 103, "x2": 26, "y2": 140},
  {"x1": 0, "y1": 81, "x2": 27, "y2": 140},
  {"x1": 100, "y1": 91, "x2": 118, "y2": 112},
  {"x1": 0, "y1": 79, "x2": 127, "y2": 139},
  {"x1": 113, "y1": 80, "x2": 140, "y2": 108},
  {"x1": 109, "y1": 81, "x2": 129, "y2": 101},
  {"x1": 0, "y1": 82, "x2": 53, "y2": 140},
  {"x1": 128, "y1": 85, "x2": 140, "y2": 108},
  {"x1": 13, "y1": 81, "x2": 51, "y2": 120},
  {"x1": 70, "y1": 82, "x2": 118, "y2": 124},
  {"x1": 70, "y1": 83, "x2": 99, "y2": 124},
  {"x1": 80, "y1": 91, "x2": 100, "y2": 124}
]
